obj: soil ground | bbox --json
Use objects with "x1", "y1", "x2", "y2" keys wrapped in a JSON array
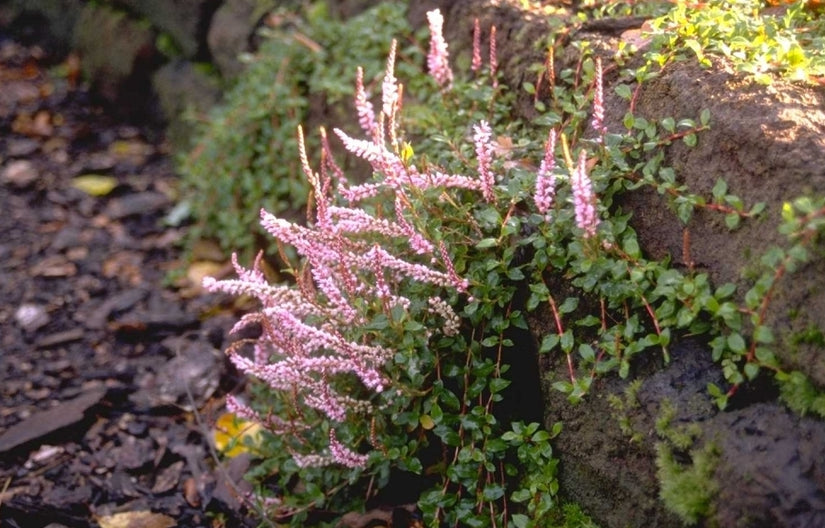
[{"x1": 0, "y1": 36, "x2": 258, "y2": 528}]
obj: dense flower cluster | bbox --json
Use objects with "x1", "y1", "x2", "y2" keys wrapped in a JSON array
[
  {"x1": 426, "y1": 9, "x2": 453, "y2": 87},
  {"x1": 535, "y1": 129, "x2": 557, "y2": 216},
  {"x1": 570, "y1": 149, "x2": 599, "y2": 238},
  {"x1": 591, "y1": 57, "x2": 607, "y2": 138},
  {"x1": 472, "y1": 18, "x2": 482, "y2": 72},
  {"x1": 204, "y1": 12, "x2": 499, "y2": 468},
  {"x1": 474, "y1": 120, "x2": 495, "y2": 202}
]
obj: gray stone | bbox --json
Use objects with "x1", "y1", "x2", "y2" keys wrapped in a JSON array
[
  {"x1": 2, "y1": 159, "x2": 39, "y2": 188},
  {"x1": 152, "y1": 59, "x2": 222, "y2": 149},
  {"x1": 707, "y1": 403, "x2": 825, "y2": 527},
  {"x1": 2, "y1": 0, "x2": 84, "y2": 53},
  {"x1": 110, "y1": 0, "x2": 221, "y2": 58},
  {"x1": 207, "y1": 0, "x2": 277, "y2": 79},
  {"x1": 0, "y1": 388, "x2": 106, "y2": 453}
]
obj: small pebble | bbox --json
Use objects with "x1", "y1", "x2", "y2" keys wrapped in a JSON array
[
  {"x1": 2, "y1": 159, "x2": 39, "y2": 188},
  {"x1": 15, "y1": 303, "x2": 50, "y2": 331}
]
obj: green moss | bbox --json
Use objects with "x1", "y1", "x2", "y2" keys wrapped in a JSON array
[
  {"x1": 546, "y1": 502, "x2": 602, "y2": 528},
  {"x1": 654, "y1": 399, "x2": 702, "y2": 451},
  {"x1": 608, "y1": 379, "x2": 644, "y2": 443},
  {"x1": 777, "y1": 370, "x2": 825, "y2": 419},
  {"x1": 790, "y1": 325, "x2": 825, "y2": 348},
  {"x1": 655, "y1": 441, "x2": 719, "y2": 526}
]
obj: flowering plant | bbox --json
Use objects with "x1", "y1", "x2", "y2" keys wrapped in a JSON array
[{"x1": 201, "y1": 4, "x2": 750, "y2": 526}]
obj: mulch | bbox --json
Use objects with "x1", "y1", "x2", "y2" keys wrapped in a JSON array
[{"x1": 0, "y1": 37, "x2": 259, "y2": 528}]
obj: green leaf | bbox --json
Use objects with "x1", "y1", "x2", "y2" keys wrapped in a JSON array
[
  {"x1": 753, "y1": 325, "x2": 774, "y2": 344},
  {"x1": 578, "y1": 343, "x2": 595, "y2": 362},
  {"x1": 754, "y1": 346, "x2": 776, "y2": 366},
  {"x1": 749, "y1": 202, "x2": 766, "y2": 216},
  {"x1": 712, "y1": 178, "x2": 727, "y2": 200},
  {"x1": 560, "y1": 330, "x2": 574, "y2": 353},
  {"x1": 623, "y1": 112, "x2": 635, "y2": 130},
  {"x1": 482, "y1": 484, "x2": 505, "y2": 501},
  {"x1": 489, "y1": 377, "x2": 511, "y2": 393},
  {"x1": 559, "y1": 297, "x2": 579, "y2": 314},
  {"x1": 540, "y1": 334, "x2": 560, "y2": 353},
  {"x1": 683, "y1": 133, "x2": 698, "y2": 147},
  {"x1": 476, "y1": 238, "x2": 498, "y2": 249},
  {"x1": 531, "y1": 430, "x2": 551, "y2": 443},
  {"x1": 511, "y1": 514, "x2": 530, "y2": 528},
  {"x1": 724, "y1": 212, "x2": 741, "y2": 230},
  {"x1": 700, "y1": 108, "x2": 711, "y2": 126},
  {"x1": 715, "y1": 283, "x2": 737, "y2": 299},
  {"x1": 615, "y1": 84, "x2": 632, "y2": 100},
  {"x1": 552, "y1": 380, "x2": 573, "y2": 394},
  {"x1": 727, "y1": 333, "x2": 747, "y2": 354}
]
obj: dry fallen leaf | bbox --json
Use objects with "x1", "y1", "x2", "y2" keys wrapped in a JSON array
[
  {"x1": 213, "y1": 412, "x2": 263, "y2": 458},
  {"x1": 96, "y1": 510, "x2": 176, "y2": 528},
  {"x1": 72, "y1": 174, "x2": 118, "y2": 196}
]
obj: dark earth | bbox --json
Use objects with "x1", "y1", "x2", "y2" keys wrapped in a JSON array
[{"x1": 0, "y1": 35, "x2": 262, "y2": 528}]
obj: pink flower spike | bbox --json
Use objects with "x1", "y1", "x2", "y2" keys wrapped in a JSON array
[
  {"x1": 354, "y1": 66, "x2": 376, "y2": 136},
  {"x1": 438, "y1": 241, "x2": 469, "y2": 293},
  {"x1": 382, "y1": 39, "x2": 398, "y2": 120},
  {"x1": 570, "y1": 150, "x2": 599, "y2": 238},
  {"x1": 473, "y1": 120, "x2": 495, "y2": 202},
  {"x1": 535, "y1": 129, "x2": 557, "y2": 215},
  {"x1": 471, "y1": 18, "x2": 482, "y2": 73},
  {"x1": 591, "y1": 57, "x2": 607, "y2": 139},
  {"x1": 489, "y1": 25, "x2": 498, "y2": 88},
  {"x1": 426, "y1": 9, "x2": 453, "y2": 88},
  {"x1": 329, "y1": 429, "x2": 369, "y2": 469},
  {"x1": 298, "y1": 127, "x2": 330, "y2": 229}
]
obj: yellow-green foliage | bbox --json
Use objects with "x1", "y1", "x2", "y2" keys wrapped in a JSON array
[{"x1": 645, "y1": 0, "x2": 825, "y2": 84}]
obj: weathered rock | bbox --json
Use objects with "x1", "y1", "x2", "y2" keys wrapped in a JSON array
[
  {"x1": 0, "y1": 0, "x2": 84, "y2": 54},
  {"x1": 607, "y1": 56, "x2": 825, "y2": 387},
  {"x1": 152, "y1": 59, "x2": 222, "y2": 149},
  {"x1": 206, "y1": 0, "x2": 277, "y2": 79},
  {"x1": 105, "y1": 191, "x2": 171, "y2": 220},
  {"x1": 706, "y1": 403, "x2": 825, "y2": 527},
  {"x1": 111, "y1": 0, "x2": 221, "y2": 59},
  {"x1": 71, "y1": 3, "x2": 161, "y2": 110}
]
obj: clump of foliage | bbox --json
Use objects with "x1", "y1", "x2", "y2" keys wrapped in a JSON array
[
  {"x1": 178, "y1": 2, "x2": 423, "y2": 261},
  {"x1": 643, "y1": 0, "x2": 825, "y2": 84},
  {"x1": 653, "y1": 399, "x2": 719, "y2": 525},
  {"x1": 655, "y1": 440, "x2": 720, "y2": 525}
]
